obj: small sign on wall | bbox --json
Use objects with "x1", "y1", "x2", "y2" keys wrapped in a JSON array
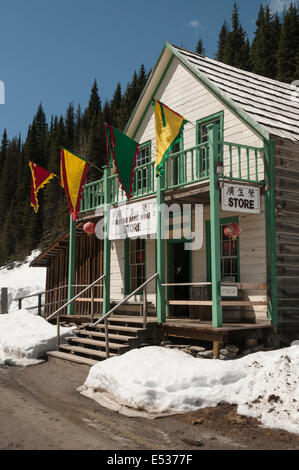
[
  {"x1": 220, "y1": 285, "x2": 238, "y2": 298},
  {"x1": 222, "y1": 182, "x2": 260, "y2": 214}
]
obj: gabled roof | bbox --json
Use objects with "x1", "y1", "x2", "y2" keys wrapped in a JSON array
[
  {"x1": 126, "y1": 42, "x2": 299, "y2": 143},
  {"x1": 171, "y1": 44, "x2": 299, "y2": 142}
]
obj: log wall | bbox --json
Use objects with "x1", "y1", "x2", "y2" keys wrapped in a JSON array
[
  {"x1": 45, "y1": 230, "x2": 103, "y2": 316},
  {"x1": 274, "y1": 137, "x2": 299, "y2": 322}
]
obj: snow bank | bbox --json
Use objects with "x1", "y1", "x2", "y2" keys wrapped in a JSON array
[
  {"x1": 0, "y1": 309, "x2": 74, "y2": 366},
  {"x1": 79, "y1": 345, "x2": 299, "y2": 434},
  {"x1": 0, "y1": 250, "x2": 46, "y2": 313}
]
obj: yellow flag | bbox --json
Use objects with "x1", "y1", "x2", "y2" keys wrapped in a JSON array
[
  {"x1": 154, "y1": 100, "x2": 187, "y2": 175},
  {"x1": 60, "y1": 148, "x2": 88, "y2": 220}
]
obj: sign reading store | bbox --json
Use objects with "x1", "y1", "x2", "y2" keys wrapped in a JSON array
[
  {"x1": 109, "y1": 198, "x2": 157, "y2": 240},
  {"x1": 221, "y1": 182, "x2": 260, "y2": 214}
]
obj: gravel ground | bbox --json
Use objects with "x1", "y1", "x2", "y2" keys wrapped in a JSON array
[{"x1": 0, "y1": 356, "x2": 298, "y2": 451}]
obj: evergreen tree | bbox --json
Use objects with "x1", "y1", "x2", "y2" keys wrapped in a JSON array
[
  {"x1": 0, "y1": 128, "x2": 8, "y2": 178},
  {"x1": 227, "y1": 3, "x2": 251, "y2": 70},
  {"x1": 277, "y1": 2, "x2": 299, "y2": 83},
  {"x1": 110, "y1": 83, "x2": 122, "y2": 128},
  {"x1": 216, "y1": 21, "x2": 231, "y2": 63},
  {"x1": 65, "y1": 103, "x2": 75, "y2": 150},
  {"x1": 195, "y1": 38, "x2": 206, "y2": 56},
  {"x1": 250, "y1": 6, "x2": 281, "y2": 79}
]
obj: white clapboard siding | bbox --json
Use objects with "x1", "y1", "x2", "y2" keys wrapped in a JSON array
[{"x1": 135, "y1": 58, "x2": 265, "y2": 183}]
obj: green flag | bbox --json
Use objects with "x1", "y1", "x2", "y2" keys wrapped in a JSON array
[{"x1": 105, "y1": 123, "x2": 139, "y2": 200}]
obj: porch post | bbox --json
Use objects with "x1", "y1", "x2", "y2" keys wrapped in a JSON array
[
  {"x1": 207, "y1": 123, "x2": 223, "y2": 327},
  {"x1": 103, "y1": 165, "x2": 111, "y2": 316},
  {"x1": 264, "y1": 140, "x2": 278, "y2": 325},
  {"x1": 156, "y1": 174, "x2": 166, "y2": 323},
  {"x1": 67, "y1": 215, "x2": 76, "y2": 315}
]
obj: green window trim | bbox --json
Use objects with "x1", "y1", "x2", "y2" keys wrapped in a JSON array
[
  {"x1": 196, "y1": 111, "x2": 224, "y2": 154},
  {"x1": 137, "y1": 140, "x2": 151, "y2": 161},
  {"x1": 206, "y1": 215, "x2": 240, "y2": 283}
]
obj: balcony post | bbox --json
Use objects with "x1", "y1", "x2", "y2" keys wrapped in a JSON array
[
  {"x1": 67, "y1": 215, "x2": 76, "y2": 315},
  {"x1": 264, "y1": 140, "x2": 278, "y2": 325},
  {"x1": 103, "y1": 165, "x2": 111, "y2": 316},
  {"x1": 156, "y1": 173, "x2": 166, "y2": 323},
  {"x1": 207, "y1": 123, "x2": 223, "y2": 327}
]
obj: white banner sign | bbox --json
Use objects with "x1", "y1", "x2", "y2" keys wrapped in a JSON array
[
  {"x1": 109, "y1": 198, "x2": 157, "y2": 240},
  {"x1": 221, "y1": 182, "x2": 260, "y2": 214}
]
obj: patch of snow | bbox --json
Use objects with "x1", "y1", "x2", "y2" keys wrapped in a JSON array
[
  {"x1": 0, "y1": 309, "x2": 75, "y2": 366},
  {"x1": 0, "y1": 250, "x2": 46, "y2": 313},
  {"x1": 79, "y1": 345, "x2": 299, "y2": 434}
]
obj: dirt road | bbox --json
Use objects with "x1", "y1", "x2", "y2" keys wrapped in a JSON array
[{"x1": 0, "y1": 357, "x2": 298, "y2": 451}]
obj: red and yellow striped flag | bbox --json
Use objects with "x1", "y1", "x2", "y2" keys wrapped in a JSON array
[
  {"x1": 60, "y1": 148, "x2": 88, "y2": 221},
  {"x1": 29, "y1": 161, "x2": 56, "y2": 213}
]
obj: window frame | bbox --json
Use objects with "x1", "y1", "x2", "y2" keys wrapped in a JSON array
[
  {"x1": 124, "y1": 237, "x2": 146, "y2": 295},
  {"x1": 135, "y1": 140, "x2": 151, "y2": 192},
  {"x1": 205, "y1": 215, "x2": 240, "y2": 283}
]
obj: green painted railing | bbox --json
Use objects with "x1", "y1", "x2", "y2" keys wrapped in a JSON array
[{"x1": 80, "y1": 141, "x2": 265, "y2": 213}]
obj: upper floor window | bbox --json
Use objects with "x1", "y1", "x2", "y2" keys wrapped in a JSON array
[
  {"x1": 196, "y1": 112, "x2": 223, "y2": 177},
  {"x1": 135, "y1": 141, "x2": 151, "y2": 192}
]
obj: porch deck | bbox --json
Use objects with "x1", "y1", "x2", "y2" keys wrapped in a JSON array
[{"x1": 162, "y1": 317, "x2": 273, "y2": 354}]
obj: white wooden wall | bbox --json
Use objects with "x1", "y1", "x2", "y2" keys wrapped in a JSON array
[{"x1": 109, "y1": 57, "x2": 267, "y2": 318}]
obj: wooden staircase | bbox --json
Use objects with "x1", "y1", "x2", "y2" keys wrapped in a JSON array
[{"x1": 47, "y1": 305, "x2": 159, "y2": 366}]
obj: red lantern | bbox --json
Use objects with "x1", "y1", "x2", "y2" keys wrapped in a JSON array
[
  {"x1": 83, "y1": 221, "x2": 96, "y2": 236},
  {"x1": 223, "y1": 222, "x2": 241, "y2": 249}
]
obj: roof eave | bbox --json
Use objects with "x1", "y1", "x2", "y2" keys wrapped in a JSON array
[{"x1": 165, "y1": 42, "x2": 270, "y2": 142}]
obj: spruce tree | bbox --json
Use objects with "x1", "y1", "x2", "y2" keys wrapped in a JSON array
[
  {"x1": 216, "y1": 21, "x2": 230, "y2": 62},
  {"x1": 195, "y1": 38, "x2": 206, "y2": 56},
  {"x1": 277, "y1": 3, "x2": 299, "y2": 83},
  {"x1": 65, "y1": 103, "x2": 75, "y2": 150},
  {"x1": 0, "y1": 128, "x2": 8, "y2": 178},
  {"x1": 250, "y1": 6, "x2": 281, "y2": 79},
  {"x1": 228, "y1": 3, "x2": 251, "y2": 70},
  {"x1": 110, "y1": 83, "x2": 122, "y2": 128}
]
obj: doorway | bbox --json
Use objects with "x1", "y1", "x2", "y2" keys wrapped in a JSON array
[{"x1": 167, "y1": 240, "x2": 191, "y2": 317}]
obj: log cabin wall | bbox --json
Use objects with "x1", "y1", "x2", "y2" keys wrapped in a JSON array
[
  {"x1": 274, "y1": 137, "x2": 299, "y2": 323},
  {"x1": 44, "y1": 228, "x2": 103, "y2": 316}
]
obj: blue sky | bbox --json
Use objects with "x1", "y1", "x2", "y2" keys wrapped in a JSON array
[{"x1": 0, "y1": 0, "x2": 294, "y2": 140}]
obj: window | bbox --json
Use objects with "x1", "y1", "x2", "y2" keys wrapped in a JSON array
[
  {"x1": 196, "y1": 112, "x2": 223, "y2": 177},
  {"x1": 125, "y1": 238, "x2": 146, "y2": 293},
  {"x1": 135, "y1": 142, "x2": 150, "y2": 192},
  {"x1": 206, "y1": 216, "x2": 240, "y2": 283},
  {"x1": 220, "y1": 221, "x2": 238, "y2": 281}
]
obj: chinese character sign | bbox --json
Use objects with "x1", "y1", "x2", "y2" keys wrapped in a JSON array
[{"x1": 221, "y1": 183, "x2": 260, "y2": 214}]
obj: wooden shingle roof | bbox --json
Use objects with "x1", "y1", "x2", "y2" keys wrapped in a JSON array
[{"x1": 172, "y1": 45, "x2": 299, "y2": 142}]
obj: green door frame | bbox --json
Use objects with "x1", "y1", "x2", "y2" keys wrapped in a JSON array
[{"x1": 167, "y1": 238, "x2": 192, "y2": 315}]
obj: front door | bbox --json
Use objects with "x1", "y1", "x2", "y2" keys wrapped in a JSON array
[{"x1": 168, "y1": 241, "x2": 191, "y2": 317}]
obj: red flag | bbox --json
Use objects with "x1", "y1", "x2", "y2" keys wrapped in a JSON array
[{"x1": 29, "y1": 161, "x2": 56, "y2": 213}]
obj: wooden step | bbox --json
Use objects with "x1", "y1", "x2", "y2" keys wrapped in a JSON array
[
  {"x1": 93, "y1": 324, "x2": 145, "y2": 333},
  {"x1": 77, "y1": 329, "x2": 136, "y2": 342},
  {"x1": 108, "y1": 315, "x2": 157, "y2": 324},
  {"x1": 69, "y1": 336, "x2": 128, "y2": 350},
  {"x1": 47, "y1": 350, "x2": 97, "y2": 366},
  {"x1": 59, "y1": 344, "x2": 117, "y2": 359}
]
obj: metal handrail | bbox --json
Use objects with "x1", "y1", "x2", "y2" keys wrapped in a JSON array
[
  {"x1": 15, "y1": 284, "x2": 68, "y2": 301},
  {"x1": 46, "y1": 274, "x2": 105, "y2": 322},
  {"x1": 92, "y1": 272, "x2": 158, "y2": 328},
  {"x1": 91, "y1": 272, "x2": 158, "y2": 360}
]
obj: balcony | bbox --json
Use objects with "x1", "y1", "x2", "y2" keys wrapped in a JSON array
[{"x1": 80, "y1": 141, "x2": 265, "y2": 214}]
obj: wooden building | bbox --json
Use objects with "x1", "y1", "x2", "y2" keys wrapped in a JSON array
[{"x1": 31, "y1": 42, "x2": 299, "y2": 352}]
